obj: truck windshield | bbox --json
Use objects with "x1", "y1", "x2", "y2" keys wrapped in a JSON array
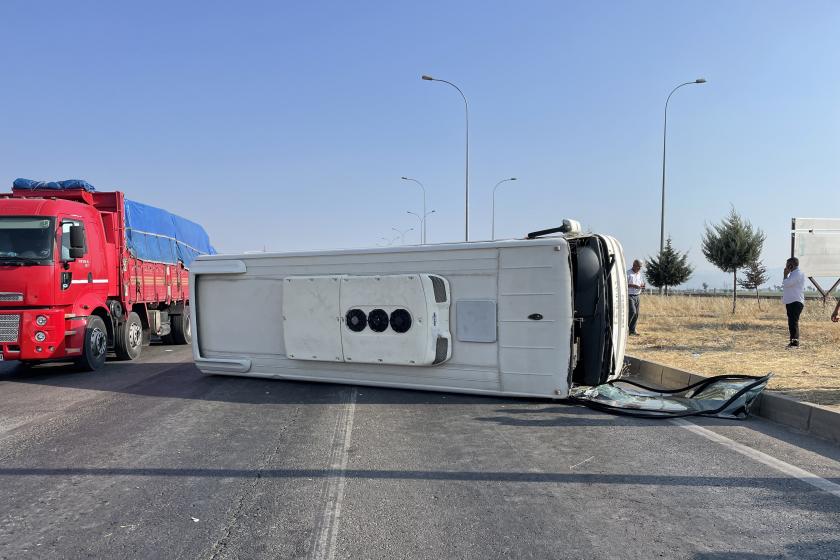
[{"x1": 0, "y1": 217, "x2": 55, "y2": 264}]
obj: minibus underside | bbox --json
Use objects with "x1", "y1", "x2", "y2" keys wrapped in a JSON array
[{"x1": 569, "y1": 235, "x2": 616, "y2": 388}]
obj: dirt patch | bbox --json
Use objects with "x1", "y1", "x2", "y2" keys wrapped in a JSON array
[{"x1": 627, "y1": 295, "x2": 840, "y2": 409}]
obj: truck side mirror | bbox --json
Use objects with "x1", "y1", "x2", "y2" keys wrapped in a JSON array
[
  {"x1": 69, "y1": 225, "x2": 86, "y2": 258},
  {"x1": 65, "y1": 225, "x2": 86, "y2": 260}
]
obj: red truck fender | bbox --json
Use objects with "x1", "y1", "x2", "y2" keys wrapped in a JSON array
[{"x1": 70, "y1": 294, "x2": 112, "y2": 336}]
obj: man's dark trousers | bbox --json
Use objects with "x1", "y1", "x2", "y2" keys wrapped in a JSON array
[
  {"x1": 628, "y1": 294, "x2": 640, "y2": 334},
  {"x1": 786, "y1": 301, "x2": 804, "y2": 344}
]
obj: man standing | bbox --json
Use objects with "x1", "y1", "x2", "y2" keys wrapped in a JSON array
[
  {"x1": 782, "y1": 257, "x2": 806, "y2": 348},
  {"x1": 627, "y1": 259, "x2": 645, "y2": 336},
  {"x1": 831, "y1": 298, "x2": 839, "y2": 323}
]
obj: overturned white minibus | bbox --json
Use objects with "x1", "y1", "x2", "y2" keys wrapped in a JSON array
[{"x1": 190, "y1": 225, "x2": 628, "y2": 399}]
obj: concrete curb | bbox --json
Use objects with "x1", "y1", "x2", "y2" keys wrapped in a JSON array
[{"x1": 624, "y1": 355, "x2": 840, "y2": 445}]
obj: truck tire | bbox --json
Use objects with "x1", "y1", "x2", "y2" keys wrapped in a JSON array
[
  {"x1": 114, "y1": 312, "x2": 143, "y2": 360},
  {"x1": 75, "y1": 315, "x2": 109, "y2": 371},
  {"x1": 166, "y1": 305, "x2": 192, "y2": 345}
]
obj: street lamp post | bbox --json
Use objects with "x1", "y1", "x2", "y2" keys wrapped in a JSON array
[
  {"x1": 491, "y1": 177, "x2": 517, "y2": 240},
  {"x1": 391, "y1": 227, "x2": 414, "y2": 245},
  {"x1": 407, "y1": 210, "x2": 435, "y2": 244},
  {"x1": 660, "y1": 78, "x2": 706, "y2": 255},
  {"x1": 422, "y1": 74, "x2": 469, "y2": 241},
  {"x1": 401, "y1": 176, "x2": 427, "y2": 243}
]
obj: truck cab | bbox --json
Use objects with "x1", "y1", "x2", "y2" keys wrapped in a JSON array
[{"x1": 0, "y1": 196, "x2": 110, "y2": 367}]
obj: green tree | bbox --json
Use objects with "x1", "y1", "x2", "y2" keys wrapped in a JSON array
[
  {"x1": 738, "y1": 259, "x2": 769, "y2": 310},
  {"x1": 645, "y1": 238, "x2": 694, "y2": 296},
  {"x1": 701, "y1": 208, "x2": 766, "y2": 313}
]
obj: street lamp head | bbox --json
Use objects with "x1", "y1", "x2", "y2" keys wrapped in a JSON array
[
  {"x1": 695, "y1": 78, "x2": 707, "y2": 83},
  {"x1": 401, "y1": 176, "x2": 408, "y2": 180},
  {"x1": 421, "y1": 75, "x2": 434, "y2": 81},
  {"x1": 510, "y1": 177, "x2": 517, "y2": 181}
]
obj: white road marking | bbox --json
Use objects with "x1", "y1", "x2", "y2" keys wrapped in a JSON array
[
  {"x1": 570, "y1": 456, "x2": 594, "y2": 470},
  {"x1": 673, "y1": 419, "x2": 840, "y2": 500},
  {"x1": 312, "y1": 388, "x2": 358, "y2": 560}
]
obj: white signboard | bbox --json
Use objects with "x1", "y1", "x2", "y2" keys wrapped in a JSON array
[{"x1": 792, "y1": 218, "x2": 840, "y2": 277}]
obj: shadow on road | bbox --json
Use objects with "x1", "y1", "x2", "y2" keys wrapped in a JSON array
[
  {"x1": 0, "y1": 357, "x2": 518, "y2": 406},
  {"x1": 0, "y1": 464, "x2": 836, "y2": 488},
  {"x1": 693, "y1": 539, "x2": 840, "y2": 559},
  {"x1": 0, "y1": 466, "x2": 837, "y2": 516}
]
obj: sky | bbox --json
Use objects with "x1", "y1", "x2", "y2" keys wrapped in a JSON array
[{"x1": 1, "y1": 1, "x2": 838, "y2": 288}]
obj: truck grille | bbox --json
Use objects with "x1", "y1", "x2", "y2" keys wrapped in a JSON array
[
  {"x1": 0, "y1": 314, "x2": 21, "y2": 342},
  {"x1": 0, "y1": 292, "x2": 23, "y2": 302}
]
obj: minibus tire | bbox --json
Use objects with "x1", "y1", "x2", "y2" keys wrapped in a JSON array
[{"x1": 75, "y1": 316, "x2": 109, "y2": 371}]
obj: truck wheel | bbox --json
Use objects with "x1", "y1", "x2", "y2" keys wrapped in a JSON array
[
  {"x1": 75, "y1": 315, "x2": 109, "y2": 371},
  {"x1": 168, "y1": 306, "x2": 192, "y2": 345},
  {"x1": 114, "y1": 312, "x2": 143, "y2": 360}
]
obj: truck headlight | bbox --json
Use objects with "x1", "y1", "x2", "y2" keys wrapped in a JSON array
[
  {"x1": 35, "y1": 315, "x2": 48, "y2": 326},
  {"x1": 34, "y1": 331, "x2": 47, "y2": 342}
]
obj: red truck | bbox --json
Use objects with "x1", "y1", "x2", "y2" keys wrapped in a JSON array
[{"x1": 0, "y1": 179, "x2": 215, "y2": 370}]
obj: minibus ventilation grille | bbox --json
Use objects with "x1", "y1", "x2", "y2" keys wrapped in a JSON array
[
  {"x1": 430, "y1": 276, "x2": 447, "y2": 303},
  {"x1": 433, "y1": 337, "x2": 449, "y2": 364},
  {"x1": 0, "y1": 314, "x2": 21, "y2": 342}
]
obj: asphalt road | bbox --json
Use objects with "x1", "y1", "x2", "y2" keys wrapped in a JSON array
[{"x1": 1, "y1": 346, "x2": 839, "y2": 560}]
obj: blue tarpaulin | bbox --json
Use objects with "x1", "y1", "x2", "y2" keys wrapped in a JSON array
[
  {"x1": 124, "y1": 199, "x2": 216, "y2": 267},
  {"x1": 12, "y1": 179, "x2": 215, "y2": 267},
  {"x1": 13, "y1": 178, "x2": 97, "y2": 191}
]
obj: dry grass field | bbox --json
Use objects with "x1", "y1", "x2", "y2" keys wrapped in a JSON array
[{"x1": 626, "y1": 295, "x2": 840, "y2": 409}]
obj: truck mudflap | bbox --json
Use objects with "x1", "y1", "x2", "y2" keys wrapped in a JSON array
[{"x1": 568, "y1": 374, "x2": 772, "y2": 419}]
